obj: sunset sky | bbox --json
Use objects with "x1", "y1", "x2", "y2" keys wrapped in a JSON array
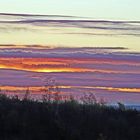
[{"x1": 0, "y1": 1, "x2": 140, "y2": 104}]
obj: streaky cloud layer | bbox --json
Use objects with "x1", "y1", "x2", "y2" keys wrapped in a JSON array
[
  {"x1": 0, "y1": 13, "x2": 140, "y2": 51},
  {"x1": 0, "y1": 46, "x2": 140, "y2": 103},
  {"x1": 0, "y1": 13, "x2": 140, "y2": 104}
]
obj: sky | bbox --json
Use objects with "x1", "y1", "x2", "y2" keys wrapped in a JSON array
[
  {"x1": 0, "y1": 14, "x2": 140, "y2": 51},
  {"x1": 0, "y1": 1, "x2": 140, "y2": 104},
  {"x1": 0, "y1": 47, "x2": 140, "y2": 104},
  {"x1": 0, "y1": 0, "x2": 140, "y2": 20}
]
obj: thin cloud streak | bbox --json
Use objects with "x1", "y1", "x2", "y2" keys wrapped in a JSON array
[{"x1": 0, "y1": 13, "x2": 140, "y2": 36}]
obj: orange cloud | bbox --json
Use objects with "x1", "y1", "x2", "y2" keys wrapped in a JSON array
[
  {"x1": 0, "y1": 57, "x2": 139, "y2": 74},
  {"x1": 0, "y1": 58, "x2": 92, "y2": 73},
  {"x1": 0, "y1": 85, "x2": 140, "y2": 94}
]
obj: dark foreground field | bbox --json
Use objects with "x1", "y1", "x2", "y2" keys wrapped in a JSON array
[{"x1": 0, "y1": 94, "x2": 139, "y2": 140}]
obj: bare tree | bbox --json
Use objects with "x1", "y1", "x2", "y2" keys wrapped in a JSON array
[
  {"x1": 42, "y1": 77, "x2": 62, "y2": 103},
  {"x1": 23, "y1": 88, "x2": 30, "y2": 100},
  {"x1": 80, "y1": 91, "x2": 97, "y2": 105}
]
